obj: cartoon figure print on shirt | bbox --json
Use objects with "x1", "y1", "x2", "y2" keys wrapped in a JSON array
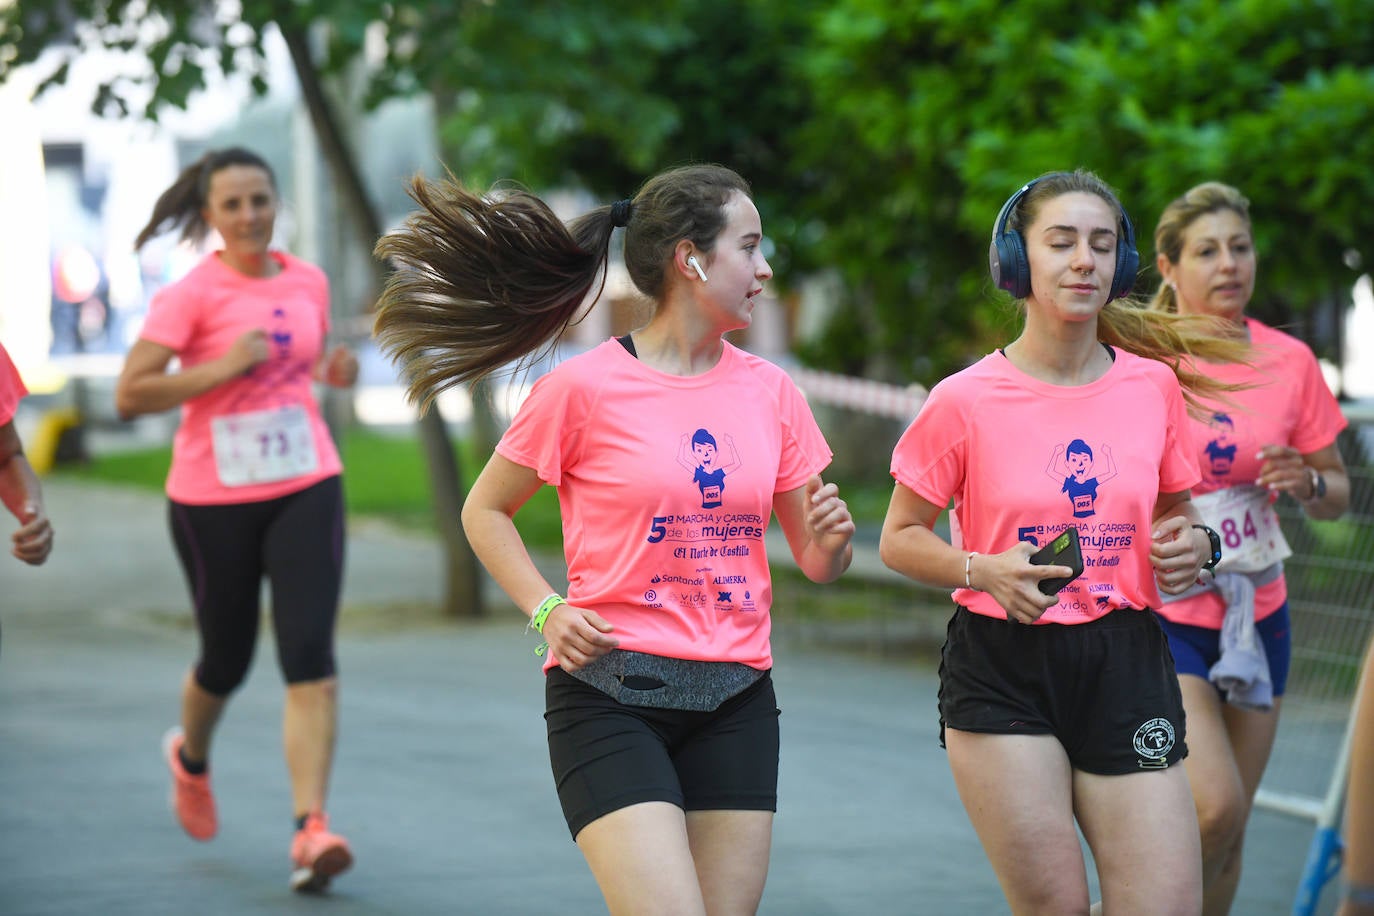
[
  {"x1": 1203, "y1": 412, "x2": 1238, "y2": 479},
  {"x1": 678, "y1": 428, "x2": 741, "y2": 509},
  {"x1": 269, "y1": 306, "x2": 293, "y2": 360},
  {"x1": 636, "y1": 426, "x2": 762, "y2": 615},
  {"x1": 1045, "y1": 438, "x2": 1118, "y2": 518}
]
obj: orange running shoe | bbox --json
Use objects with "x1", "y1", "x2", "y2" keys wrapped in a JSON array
[
  {"x1": 161, "y1": 726, "x2": 217, "y2": 841},
  {"x1": 289, "y1": 812, "x2": 353, "y2": 893}
]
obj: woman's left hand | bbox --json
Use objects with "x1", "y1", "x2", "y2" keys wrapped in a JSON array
[
  {"x1": 1150, "y1": 515, "x2": 1206, "y2": 595},
  {"x1": 805, "y1": 476, "x2": 855, "y2": 552},
  {"x1": 11, "y1": 502, "x2": 53, "y2": 566},
  {"x1": 1256, "y1": 444, "x2": 1312, "y2": 500},
  {"x1": 320, "y1": 345, "x2": 360, "y2": 388}
]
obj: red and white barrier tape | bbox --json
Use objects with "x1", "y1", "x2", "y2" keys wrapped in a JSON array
[{"x1": 786, "y1": 367, "x2": 927, "y2": 421}]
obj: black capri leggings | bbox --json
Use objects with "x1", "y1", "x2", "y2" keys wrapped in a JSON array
[{"x1": 169, "y1": 476, "x2": 345, "y2": 695}]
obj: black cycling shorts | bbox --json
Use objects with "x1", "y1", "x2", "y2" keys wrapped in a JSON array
[{"x1": 544, "y1": 665, "x2": 780, "y2": 840}]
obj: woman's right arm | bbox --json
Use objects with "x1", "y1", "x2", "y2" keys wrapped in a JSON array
[
  {"x1": 114, "y1": 331, "x2": 268, "y2": 420},
  {"x1": 879, "y1": 483, "x2": 1063, "y2": 623},
  {"x1": 461, "y1": 452, "x2": 617, "y2": 669}
]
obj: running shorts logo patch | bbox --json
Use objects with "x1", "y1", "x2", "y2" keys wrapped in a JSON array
[{"x1": 1132, "y1": 717, "x2": 1176, "y2": 767}]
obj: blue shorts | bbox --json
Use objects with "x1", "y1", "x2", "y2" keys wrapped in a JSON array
[{"x1": 1155, "y1": 603, "x2": 1292, "y2": 698}]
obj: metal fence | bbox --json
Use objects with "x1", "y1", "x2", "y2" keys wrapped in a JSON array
[{"x1": 1258, "y1": 411, "x2": 1374, "y2": 915}]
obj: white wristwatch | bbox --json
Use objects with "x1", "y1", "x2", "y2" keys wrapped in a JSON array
[{"x1": 1303, "y1": 466, "x2": 1327, "y2": 502}]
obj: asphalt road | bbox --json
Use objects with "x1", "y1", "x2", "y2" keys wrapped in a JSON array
[{"x1": 0, "y1": 479, "x2": 1336, "y2": 915}]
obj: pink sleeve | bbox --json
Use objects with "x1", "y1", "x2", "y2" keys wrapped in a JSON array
[
  {"x1": 495, "y1": 369, "x2": 585, "y2": 486},
  {"x1": 0, "y1": 342, "x2": 26, "y2": 425},
  {"x1": 1290, "y1": 347, "x2": 1347, "y2": 454},
  {"x1": 1158, "y1": 373, "x2": 1202, "y2": 494},
  {"x1": 775, "y1": 378, "x2": 833, "y2": 491},
  {"x1": 890, "y1": 379, "x2": 966, "y2": 509},
  {"x1": 139, "y1": 277, "x2": 199, "y2": 352}
]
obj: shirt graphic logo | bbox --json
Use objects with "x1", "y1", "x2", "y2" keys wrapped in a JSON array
[
  {"x1": 1204, "y1": 412, "x2": 1238, "y2": 479},
  {"x1": 268, "y1": 306, "x2": 295, "y2": 362},
  {"x1": 1046, "y1": 438, "x2": 1117, "y2": 519},
  {"x1": 677, "y1": 428, "x2": 740, "y2": 509}
]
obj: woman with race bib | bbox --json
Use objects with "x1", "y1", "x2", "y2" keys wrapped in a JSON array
[
  {"x1": 115, "y1": 147, "x2": 359, "y2": 894},
  {"x1": 1149, "y1": 181, "x2": 1350, "y2": 915}
]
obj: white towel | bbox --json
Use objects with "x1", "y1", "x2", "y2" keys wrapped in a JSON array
[{"x1": 1208, "y1": 572, "x2": 1274, "y2": 711}]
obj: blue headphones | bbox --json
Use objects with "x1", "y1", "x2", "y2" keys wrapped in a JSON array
[{"x1": 988, "y1": 173, "x2": 1139, "y2": 303}]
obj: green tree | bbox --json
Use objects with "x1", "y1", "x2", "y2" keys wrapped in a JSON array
[
  {"x1": 376, "y1": 0, "x2": 1374, "y2": 384},
  {"x1": 0, "y1": 0, "x2": 488, "y2": 617},
  {"x1": 8, "y1": 0, "x2": 1370, "y2": 395},
  {"x1": 792, "y1": 0, "x2": 1374, "y2": 378}
]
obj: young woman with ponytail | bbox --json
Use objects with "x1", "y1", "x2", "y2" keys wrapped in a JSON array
[
  {"x1": 116, "y1": 147, "x2": 358, "y2": 894},
  {"x1": 373, "y1": 163, "x2": 854, "y2": 915}
]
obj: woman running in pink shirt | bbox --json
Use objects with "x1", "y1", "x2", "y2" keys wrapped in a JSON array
[
  {"x1": 115, "y1": 147, "x2": 359, "y2": 893},
  {"x1": 1149, "y1": 182, "x2": 1350, "y2": 915},
  {"x1": 373, "y1": 163, "x2": 855, "y2": 916},
  {"x1": 881, "y1": 169, "x2": 1247, "y2": 915}
]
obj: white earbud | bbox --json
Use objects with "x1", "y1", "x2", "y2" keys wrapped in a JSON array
[{"x1": 687, "y1": 255, "x2": 708, "y2": 283}]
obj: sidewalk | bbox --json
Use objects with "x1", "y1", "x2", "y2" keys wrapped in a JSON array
[{"x1": 0, "y1": 478, "x2": 1336, "y2": 915}]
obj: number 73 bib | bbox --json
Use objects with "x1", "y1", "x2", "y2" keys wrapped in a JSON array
[
  {"x1": 1191, "y1": 484, "x2": 1292, "y2": 574},
  {"x1": 211, "y1": 404, "x2": 319, "y2": 487}
]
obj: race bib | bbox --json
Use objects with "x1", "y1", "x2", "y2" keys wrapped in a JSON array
[
  {"x1": 211, "y1": 405, "x2": 319, "y2": 487},
  {"x1": 1192, "y1": 485, "x2": 1292, "y2": 573}
]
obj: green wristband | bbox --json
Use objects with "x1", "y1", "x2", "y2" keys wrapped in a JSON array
[{"x1": 528, "y1": 593, "x2": 566, "y2": 635}]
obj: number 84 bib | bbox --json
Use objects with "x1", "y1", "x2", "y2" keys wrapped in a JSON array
[{"x1": 1191, "y1": 484, "x2": 1292, "y2": 574}]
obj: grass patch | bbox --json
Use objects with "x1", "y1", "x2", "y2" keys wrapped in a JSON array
[
  {"x1": 52, "y1": 427, "x2": 566, "y2": 549},
  {"x1": 52, "y1": 427, "x2": 891, "y2": 555}
]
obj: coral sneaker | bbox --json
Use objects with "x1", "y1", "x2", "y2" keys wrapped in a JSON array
[
  {"x1": 289, "y1": 812, "x2": 353, "y2": 893},
  {"x1": 161, "y1": 726, "x2": 217, "y2": 841}
]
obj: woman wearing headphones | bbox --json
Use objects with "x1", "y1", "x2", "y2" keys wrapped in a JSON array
[{"x1": 880, "y1": 169, "x2": 1246, "y2": 914}]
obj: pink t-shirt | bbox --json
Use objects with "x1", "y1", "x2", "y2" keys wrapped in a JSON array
[
  {"x1": 138, "y1": 251, "x2": 342, "y2": 505},
  {"x1": 0, "y1": 342, "x2": 26, "y2": 425},
  {"x1": 1155, "y1": 318, "x2": 1347, "y2": 628},
  {"x1": 497, "y1": 339, "x2": 833, "y2": 671},
  {"x1": 891, "y1": 348, "x2": 1200, "y2": 624}
]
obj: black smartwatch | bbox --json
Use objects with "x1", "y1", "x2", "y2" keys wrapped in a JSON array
[{"x1": 1193, "y1": 524, "x2": 1222, "y2": 571}]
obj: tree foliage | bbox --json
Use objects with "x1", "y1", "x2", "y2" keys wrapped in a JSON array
[{"x1": 3, "y1": 0, "x2": 1372, "y2": 386}]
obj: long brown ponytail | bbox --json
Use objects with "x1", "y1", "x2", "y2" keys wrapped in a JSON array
[{"x1": 372, "y1": 164, "x2": 750, "y2": 410}]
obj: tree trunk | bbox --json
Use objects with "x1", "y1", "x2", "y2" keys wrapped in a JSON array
[{"x1": 278, "y1": 20, "x2": 484, "y2": 617}]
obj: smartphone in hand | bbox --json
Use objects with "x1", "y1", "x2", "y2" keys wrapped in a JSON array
[{"x1": 1029, "y1": 526, "x2": 1084, "y2": 596}]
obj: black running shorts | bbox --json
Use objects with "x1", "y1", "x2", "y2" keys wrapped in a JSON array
[{"x1": 938, "y1": 605, "x2": 1188, "y2": 774}]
